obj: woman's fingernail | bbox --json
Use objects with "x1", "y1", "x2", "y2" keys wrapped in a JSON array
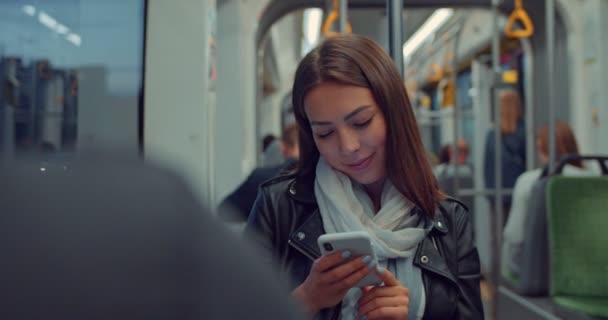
[
  {"x1": 342, "y1": 251, "x2": 352, "y2": 258},
  {"x1": 367, "y1": 260, "x2": 377, "y2": 269},
  {"x1": 376, "y1": 266, "x2": 385, "y2": 274},
  {"x1": 362, "y1": 255, "x2": 372, "y2": 264}
]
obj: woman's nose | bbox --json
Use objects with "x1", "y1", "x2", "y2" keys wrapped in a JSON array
[{"x1": 338, "y1": 130, "x2": 360, "y2": 154}]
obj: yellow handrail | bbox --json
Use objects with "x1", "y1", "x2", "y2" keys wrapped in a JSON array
[
  {"x1": 427, "y1": 63, "x2": 443, "y2": 83},
  {"x1": 321, "y1": 0, "x2": 352, "y2": 37},
  {"x1": 443, "y1": 52, "x2": 454, "y2": 74},
  {"x1": 505, "y1": 0, "x2": 534, "y2": 38}
]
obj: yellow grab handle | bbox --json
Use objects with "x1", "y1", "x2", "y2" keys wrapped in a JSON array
[
  {"x1": 427, "y1": 63, "x2": 443, "y2": 83},
  {"x1": 321, "y1": 0, "x2": 352, "y2": 37},
  {"x1": 505, "y1": 0, "x2": 534, "y2": 38},
  {"x1": 443, "y1": 52, "x2": 454, "y2": 74}
]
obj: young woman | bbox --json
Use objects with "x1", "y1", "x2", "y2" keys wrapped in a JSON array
[{"x1": 246, "y1": 34, "x2": 483, "y2": 320}]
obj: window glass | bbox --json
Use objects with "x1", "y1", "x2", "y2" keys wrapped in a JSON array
[{"x1": 0, "y1": 0, "x2": 145, "y2": 159}]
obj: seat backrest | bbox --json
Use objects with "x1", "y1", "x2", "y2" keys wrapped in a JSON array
[
  {"x1": 506, "y1": 155, "x2": 608, "y2": 296},
  {"x1": 547, "y1": 177, "x2": 608, "y2": 298},
  {"x1": 514, "y1": 177, "x2": 550, "y2": 295}
]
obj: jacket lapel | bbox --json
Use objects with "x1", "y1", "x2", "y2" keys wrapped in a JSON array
[
  {"x1": 414, "y1": 206, "x2": 458, "y2": 285},
  {"x1": 288, "y1": 209, "x2": 325, "y2": 260}
]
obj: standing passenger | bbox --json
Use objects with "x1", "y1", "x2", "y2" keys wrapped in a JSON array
[
  {"x1": 246, "y1": 34, "x2": 483, "y2": 320},
  {"x1": 483, "y1": 89, "x2": 526, "y2": 215},
  {"x1": 218, "y1": 123, "x2": 300, "y2": 223}
]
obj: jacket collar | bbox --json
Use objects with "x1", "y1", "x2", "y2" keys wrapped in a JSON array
[
  {"x1": 287, "y1": 177, "x2": 317, "y2": 204},
  {"x1": 287, "y1": 177, "x2": 449, "y2": 234}
]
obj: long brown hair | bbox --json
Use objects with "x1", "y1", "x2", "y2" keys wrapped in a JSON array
[
  {"x1": 499, "y1": 89, "x2": 523, "y2": 134},
  {"x1": 537, "y1": 120, "x2": 583, "y2": 168},
  {"x1": 291, "y1": 34, "x2": 445, "y2": 217}
]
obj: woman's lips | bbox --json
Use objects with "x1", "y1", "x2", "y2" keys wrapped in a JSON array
[{"x1": 346, "y1": 154, "x2": 373, "y2": 171}]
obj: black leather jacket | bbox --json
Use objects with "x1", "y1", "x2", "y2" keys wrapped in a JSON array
[{"x1": 245, "y1": 173, "x2": 484, "y2": 320}]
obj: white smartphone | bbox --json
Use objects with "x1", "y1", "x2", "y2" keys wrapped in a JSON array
[{"x1": 317, "y1": 231, "x2": 382, "y2": 287}]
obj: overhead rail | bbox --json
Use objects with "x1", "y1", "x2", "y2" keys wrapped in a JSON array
[
  {"x1": 504, "y1": 0, "x2": 534, "y2": 38},
  {"x1": 256, "y1": 0, "x2": 494, "y2": 50},
  {"x1": 321, "y1": 0, "x2": 352, "y2": 37}
]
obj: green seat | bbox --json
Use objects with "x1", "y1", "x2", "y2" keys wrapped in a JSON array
[{"x1": 546, "y1": 177, "x2": 608, "y2": 318}]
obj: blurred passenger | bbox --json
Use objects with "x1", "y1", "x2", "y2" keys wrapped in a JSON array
[
  {"x1": 262, "y1": 134, "x2": 277, "y2": 151},
  {"x1": 455, "y1": 138, "x2": 469, "y2": 165},
  {"x1": 246, "y1": 35, "x2": 483, "y2": 320},
  {"x1": 261, "y1": 134, "x2": 284, "y2": 166},
  {"x1": 0, "y1": 153, "x2": 304, "y2": 320},
  {"x1": 483, "y1": 89, "x2": 526, "y2": 211},
  {"x1": 433, "y1": 138, "x2": 472, "y2": 178},
  {"x1": 502, "y1": 121, "x2": 597, "y2": 277},
  {"x1": 434, "y1": 139, "x2": 475, "y2": 219},
  {"x1": 438, "y1": 144, "x2": 451, "y2": 165},
  {"x1": 218, "y1": 123, "x2": 300, "y2": 223}
]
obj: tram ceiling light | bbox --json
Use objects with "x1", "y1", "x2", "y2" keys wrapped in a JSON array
[
  {"x1": 302, "y1": 8, "x2": 323, "y2": 56},
  {"x1": 402, "y1": 8, "x2": 454, "y2": 61},
  {"x1": 305, "y1": 9, "x2": 323, "y2": 45}
]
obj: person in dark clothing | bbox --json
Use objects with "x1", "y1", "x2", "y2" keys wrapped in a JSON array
[
  {"x1": 262, "y1": 134, "x2": 277, "y2": 152},
  {"x1": 483, "y1": 89, "x2": 526, "y2": 213},
  {"x1": 218, "y1": 123, "x2": 300, "y2": 223},
  {"x1": 0, "y1": 153, "x2": 305, "y2": 320},
  {"x1": 438, "y1": 144, "x2": 451, "y2": 165}
]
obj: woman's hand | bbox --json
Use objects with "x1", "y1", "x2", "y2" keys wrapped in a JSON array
[
  {"x1": 292, "y1": 250, "x2": 375, "y2": 314},
  {"x1": 357, "y1": 267, "x2": 410, "y2": 320}
]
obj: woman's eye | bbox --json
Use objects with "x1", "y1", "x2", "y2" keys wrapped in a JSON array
[
  {"x1": 316, "y1": 131, "x2": 333, "y2": 139},
  {"x1": 354, "y1": 118, "x2": 373, "y2": 128}
]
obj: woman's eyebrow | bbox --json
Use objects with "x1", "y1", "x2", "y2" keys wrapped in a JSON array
[{"x1": 309, "y1": 105, "x2": 372, "y2": 126}]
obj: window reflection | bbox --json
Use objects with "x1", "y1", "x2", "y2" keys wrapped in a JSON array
[
  {"x1": 1, "y1": 58, "x2": 78, "y2": 153},
  {"x1": 0, "y1": 1, "x2": 145, "y2": 159}
]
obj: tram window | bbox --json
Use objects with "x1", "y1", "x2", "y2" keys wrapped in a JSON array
[{"x1": 0, "y1": 1, "x2": 145, "y2": 157}]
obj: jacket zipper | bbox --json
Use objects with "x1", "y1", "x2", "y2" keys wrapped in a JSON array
[{"x1": 288, "y1": 239, "x2": 316, "y2": 261}]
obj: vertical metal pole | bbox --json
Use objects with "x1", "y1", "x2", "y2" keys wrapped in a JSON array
[
  {"x1": 546, "y1": 0, "x2": 556, "y2": 172},
  {"x1": 338, "y1": 0, "x2": 348, "y2": 33},
  {"x1": 491, "y1": 0, "x2": 503, "y2": 319},
  {"x1": 452, "y1": 22, "x2": 464, "y2": 195},
  {"x1": 520, "y1": 38, "x2": 535, "y2": 170},
  {"x1": 387, "y1": 0, "x2": 404, "y2": 77},
  {"x1": 255, "y1": 43, "x2": 265, "y2": 166}
]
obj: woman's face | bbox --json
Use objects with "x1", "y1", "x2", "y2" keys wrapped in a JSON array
[{"x1": 304, "y1": 82, "x2": 387, "y2": 187}]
